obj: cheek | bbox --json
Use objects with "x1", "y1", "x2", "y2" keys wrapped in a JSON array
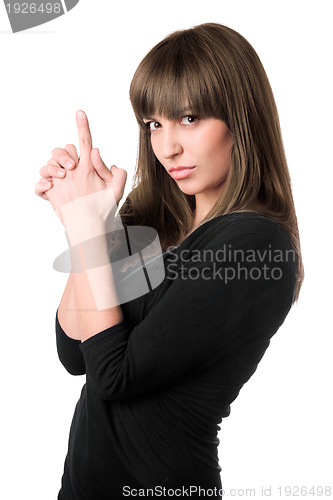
[
  {"x1": 213, "y1": 127, "x2": 233, "y2": 153},
  {"x1": 150, "y1": 136, "x2": 165, "y2": 166},
  {"x1": 149, "y1": 136, "x2": 157, "y2": 156},
  {"x1": 199, "y1": 128, "x2": 233, "y2": 165}
]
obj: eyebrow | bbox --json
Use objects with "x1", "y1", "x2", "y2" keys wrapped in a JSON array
[
  {"x1": 177, "y1": 107, "x2": 193, "y2": 115},
  {"x1": 142, "y1": 108, "x2": 193, "y2": 122}
]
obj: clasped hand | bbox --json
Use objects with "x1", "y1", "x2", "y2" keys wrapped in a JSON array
[{"x1": 35, "y1": 110, "x2": 127, "y2": 235}]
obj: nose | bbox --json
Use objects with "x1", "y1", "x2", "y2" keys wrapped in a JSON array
[{"x1": 159, "y1": 125, "x2": 183, "y2": 159}]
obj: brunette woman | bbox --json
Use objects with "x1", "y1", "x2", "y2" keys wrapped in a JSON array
[{"x1": 35, "y1": 22, "x2": 303, "y2": 500}]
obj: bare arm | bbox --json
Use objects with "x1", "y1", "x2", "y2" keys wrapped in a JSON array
[
  {"x1": 39, "y1": 110, "x2": 127, "y2": 342},
  {"x1": 58, "y1": 239, "x2": 124, "y2": 342},
  {"x1": 57, "y1": 273, "x2": 80, "y2": 340}
]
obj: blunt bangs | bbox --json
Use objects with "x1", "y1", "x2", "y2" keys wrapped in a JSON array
[{"x1": 129, "y1": 30, "x2": 229, "y2": 128}]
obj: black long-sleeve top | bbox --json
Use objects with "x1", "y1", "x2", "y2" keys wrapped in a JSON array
[{"x1": 55, "y1": 212, "x2": 297, "y2": 499}]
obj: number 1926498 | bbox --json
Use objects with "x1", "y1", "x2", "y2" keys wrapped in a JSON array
[{"x1": 5, "y1": 3, "x2": 62, "y2": 14}]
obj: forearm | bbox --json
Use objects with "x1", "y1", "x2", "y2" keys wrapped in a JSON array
[
  {"x1": 58, "y1": 272, "x2": 81, "y2": 340},
  {"x1": 58, "y1": 224, "x2": 124, "y2": 343}
]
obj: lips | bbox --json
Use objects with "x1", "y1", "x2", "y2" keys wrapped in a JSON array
[
  {"x1": 168, "y1": 167, "x2": 196, "y2": 180},
  {"x1": 169, "y1": 166, "x2": 195, "y2": 173}
]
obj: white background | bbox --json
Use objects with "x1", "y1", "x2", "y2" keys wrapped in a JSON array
[{"x1": 0, "y1": 0, "x2": 332, "y2": 498}]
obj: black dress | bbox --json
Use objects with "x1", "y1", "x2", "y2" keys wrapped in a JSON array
[{"x1": 55, "y1": 212, "x2": 297, "y2": 499}]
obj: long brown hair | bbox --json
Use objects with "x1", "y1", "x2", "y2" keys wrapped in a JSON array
[{"x1": 119, "y1": 22, "x2": 304, "y2": 303}]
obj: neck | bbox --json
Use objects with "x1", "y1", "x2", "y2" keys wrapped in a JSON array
[
  {"x1": 191, "y1": 184, "x2": 226, "y2": 228},
  {"x1": 191, "y1": 193, "x2": 265, "y2": 233}
]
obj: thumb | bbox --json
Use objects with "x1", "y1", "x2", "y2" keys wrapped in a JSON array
[
  {"x1": 91, "y1": 148, "x2": 113, "y2": 182},
  {"x1": 109, "y1": 165, "x2": 127, "y2": 204}
]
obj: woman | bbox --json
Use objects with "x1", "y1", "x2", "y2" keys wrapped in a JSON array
[{"x1": 35, "y1": 23, "x2": 303, "y2": 499}]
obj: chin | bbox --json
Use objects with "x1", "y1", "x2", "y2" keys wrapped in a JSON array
[
  {"x1": 177, "y1": 182, "x2": 208, "y2": 197},
  {"x1": 177, "y1": 187, "x2": 199, "y2": 196},
  {"x1": 174, "y1": 181, "x2": 200, "y2": 196}
]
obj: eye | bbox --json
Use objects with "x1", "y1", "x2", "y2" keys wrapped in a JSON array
[
  {"x1": 144, "y1": 121, "x2": 161, "y2": 132},
  {"x1": 181, "y1": 115, "x2": 198, "y2": 125}
]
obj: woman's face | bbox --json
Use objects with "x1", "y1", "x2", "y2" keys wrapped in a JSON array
[{"x1": 143, "y1": 113, "x2": 233, "y2": 197}]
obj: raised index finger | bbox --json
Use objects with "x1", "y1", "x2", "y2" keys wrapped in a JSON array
[{"x1": 76, "y1": 110, "x2": 93, "y2": 162}]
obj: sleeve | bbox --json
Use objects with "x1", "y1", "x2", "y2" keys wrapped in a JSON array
[
  {"x1": 78, "y1": 225, "x2": 297, "y2": 401},
  {"x1": 55, "y1": 310, "x2": 86, "y2": 375}
]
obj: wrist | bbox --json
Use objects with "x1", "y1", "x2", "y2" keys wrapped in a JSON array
[
  {"x1": 68, "y1": 233, "x2": 111, "y2": 273},
  {"x1": 66, "y1": 218, "x2": 106, "y2": 246},
  {"x1": 60, "y1": 189, "x2": 117, "y2": 246}
]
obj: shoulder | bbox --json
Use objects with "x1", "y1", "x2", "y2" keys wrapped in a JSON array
[
  {"x1": 186, "y1": 212, "x2": 293, "y2": 253},
  {"x1": 164, "y1": 212, "x2": 297, "y2": 321}
]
